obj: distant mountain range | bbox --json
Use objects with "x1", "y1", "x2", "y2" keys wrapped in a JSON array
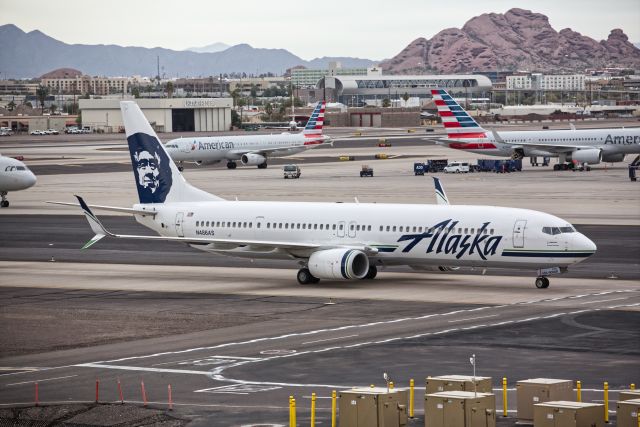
[
  {"x1": 381, "y1": 8, "x2": 640, "y2": 74},
  {"x1": 185, "y1": 42, "x2": 231, "y2": 53},
  {"x1": 0, "y1": 24, "x2": 378, "y2": 79}
]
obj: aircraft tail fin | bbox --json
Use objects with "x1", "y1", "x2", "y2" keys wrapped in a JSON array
[
  {"x1": 433, "y1": 177, "x2": 450, "y2": 205},
  {"x1": 302, "y1": 101, "x2": 326, "y2": 137},
  {"x1": 120, "y1": 101, "x2": 223, "y2": 204},
  {"x1": 431, "y1": 89, "x2": 488, "y2": 140}
]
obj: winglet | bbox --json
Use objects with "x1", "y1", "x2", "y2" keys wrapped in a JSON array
[
  {"x1": 433, "y1": 177, "x2": 450, "y2": 205},
  {"x1": 75, "y1": 195, "x2": 112, "y2": 248}
]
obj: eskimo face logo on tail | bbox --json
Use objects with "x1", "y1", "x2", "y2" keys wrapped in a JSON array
[{"x1": 128, "y1": 133, "x2": 173, "y2": 203}]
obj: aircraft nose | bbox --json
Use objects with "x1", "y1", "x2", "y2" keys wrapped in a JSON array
[
  {"x1": 27, "y1": 172, "x2": 37, "y2": 188},
  {"x1": 578, "y1": 233, "x2": 597, "y2": 256}
]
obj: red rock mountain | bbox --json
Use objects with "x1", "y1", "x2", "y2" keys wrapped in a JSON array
[{"x1": 381, "y1": 8, "x2": 640, "y2": 74}]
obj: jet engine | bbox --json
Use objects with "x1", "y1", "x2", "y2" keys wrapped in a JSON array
[
  {"x1": 241, "y1": 153, "x2": 266, "y2": 166},
  {"x1": 567, "y1": 148, "x2": 602, "y2": 164},
  {"x1": 601, "y1": 152, "x2": 625, "y2": 163},
  {"x1": 308, "y1": 249, "x2": 369, "y2": 280}
]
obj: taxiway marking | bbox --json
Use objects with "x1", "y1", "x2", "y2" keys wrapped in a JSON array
[
  {"x1": 448, "y1": 314, "x2": 499, "y2": 323},
  {"x1": 6, "y1": 375, "x2": 78, "y2": 386},
  {"x1": 302, "y1": 334, "x2": 359, "y2": 345}
]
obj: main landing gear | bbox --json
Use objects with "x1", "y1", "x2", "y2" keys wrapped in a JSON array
[
  {"x1": 1, "y1": 192, "x2": 9, "y2": 208},
  {"x1": 535, "y1": 276, "x2": 550, "y2": 289},
  {"x1": 257, "y1": 162, "x2": 268, "y2": 169},
  {"x1": 177, "y1": 162, "x2": 184, "y2": 172},
  {"x1": 364, "y1": 265, "x2": 377, "y2": 280},
  {"x1": 297, "y1": 268, "x2": 320, "y2": 285},
  {"x1": 227, "y1": 161, "x2": 237, "y2": 169}
]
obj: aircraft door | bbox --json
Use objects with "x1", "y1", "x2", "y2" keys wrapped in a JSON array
[
  {"x1": 337, "y1": 221, "x2": 345, "y2": 237},
  {"x1": 180, "y1": 140, "x2": 192, "y2": 153},
  {"x1": 348, "y1": 221, "x2": 357, "y2": 238},
  {"x1": 512, "y1": 219, "x2": 526, "y2": 248},
  {"x1": 175, "y1": 212, "x2": 184, "y2": 237}
]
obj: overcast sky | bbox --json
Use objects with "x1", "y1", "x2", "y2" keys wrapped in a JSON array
[{"x1": 1, "y1": 0, "x2": 638, "y2": 60}]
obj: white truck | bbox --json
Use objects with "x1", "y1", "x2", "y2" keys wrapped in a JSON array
[
  {"x1": 283, "y1": 164, "x2": 301, "y2": 179},
  {"x1": 443, "y1": 161, "x2": 470, "y2": 173}
]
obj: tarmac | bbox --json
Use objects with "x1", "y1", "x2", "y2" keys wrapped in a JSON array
[{"x1": 0, "y1": 123, "x2": 639, "y2": 426}]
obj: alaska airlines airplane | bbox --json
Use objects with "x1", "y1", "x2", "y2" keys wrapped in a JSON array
[
  {"x1": 432, "y1": 89, "x2": 640, "y2": 169},
  {"x1": 0, "y1": 154, "x2": 37, "y2": 207},
  {"x1": 165, "y1": 101, "x2": 330, "y2": 170},
  {"x1": 57, "y1": 101, "x2": 597, "y2": 289}
]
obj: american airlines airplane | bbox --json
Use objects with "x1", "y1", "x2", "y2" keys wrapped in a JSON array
[
  {"x1": 57, "y1": 101, "x2": 597, "y2": 289},
  {"x1": 164, "y1": 101, "x2": 330, "y2": 170},
  {"x1": 0, "y1": 154, "x2": 37, "y2": 207},
  {"x1": 432, "y1": 89, "x2": 640, "y2": 169}
]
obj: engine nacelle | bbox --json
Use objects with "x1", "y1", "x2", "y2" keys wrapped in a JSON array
[
  {"x1": 241, "y1": 153, "x2": 266, "y2": 166},
  {"x1": 567, "y1": 148, "x2": 601, "y2": 164},
  {"x1": 601, "y1": 152, "x2": 625, "y2": 163},
  {"x1": 308, "y1": 249, "x2": 369, "y2": 280}
]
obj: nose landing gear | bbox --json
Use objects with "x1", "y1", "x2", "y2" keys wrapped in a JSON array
[
  {"x1": 1, "y1": 191, "x2": 9, "y2": 208},
  {"x1": 535, "y1": 276, "x2": 550, "y2": 289}
]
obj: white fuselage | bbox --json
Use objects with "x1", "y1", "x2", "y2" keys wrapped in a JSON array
[
  {"x1": 0, "y1": 156, "x2": 37, "y2": 192},
  {"x1": 133, "y1": 201, "x2": 596, "y2": 269},
  {"x1": 450, "y1": 127, "x2": 640, "y2": 159},
  {"x1": 165, "y1": 133, "x2": 326, "y2": 163}
]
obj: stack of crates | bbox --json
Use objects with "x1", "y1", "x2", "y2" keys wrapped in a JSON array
[
  {"x1": 616, "y1": 398, "x2": 640, "y2": 427},
  {"x1": 533, "y1": 401, "x2": 604, "y2": 427},
  {"x1": 426, "y1": 375, "x2": 493, "y2": 394},
  {"x1": 339, "y1": 387, "x2": 407, "y2": 427},
  {"x1": 424, "y1": 391, "x2": 496, "y2": 427},
  {"x1": 516, "y1": 378, "x2": 574, "y2": 424}
]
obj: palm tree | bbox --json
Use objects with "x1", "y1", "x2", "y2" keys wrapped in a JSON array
[
  {"x1": 165, "y1": 81, "x2": 174, "y2": 98},
  {"x1": 7, "y1": 100, "x2": 16, "y2": 111},
  {"x1": 36, "y1": 85, "x2": 49, "y2": 114}
]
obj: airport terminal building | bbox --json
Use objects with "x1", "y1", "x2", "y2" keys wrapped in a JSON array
[
  {"x1": 318, "y1": 73, "x2": 493, "y2": 105},
  {"x1": 79, "y1": 98, "x2": 232, "y2": 133}
]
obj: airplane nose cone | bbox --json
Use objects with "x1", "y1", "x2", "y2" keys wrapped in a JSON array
[
  {"x1": 27, "y1": 172, "x2": 37, "y2": 188},
  {"x1": 579, "y1": 233, "x2": 597, "y2": 256}
]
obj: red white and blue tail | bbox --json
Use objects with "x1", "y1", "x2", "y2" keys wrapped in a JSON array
[
  {"x1": 302, "y1": 100, "x2": 327, "y2": 145},
  {"x1": 431, "y1": 89, "x2": 487, "y2": 139}
]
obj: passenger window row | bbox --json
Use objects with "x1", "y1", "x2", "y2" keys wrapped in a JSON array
[
  {"x1": 378, "y1": 225, "x2": 494, "y2": 235},
  {"x1": 194, "y1": 221, "x2": 374, "y2": 232}
]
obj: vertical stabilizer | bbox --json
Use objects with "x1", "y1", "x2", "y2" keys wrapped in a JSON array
[
  {"x1": 431, "y1": 89, "x2": 487, "y2": 139},
  {"x1": 120, "y1": 101, "x2": 223, "y2": 203},
  {"x1": 302, "y1": 101, "x2": 326, "y2": 136}
]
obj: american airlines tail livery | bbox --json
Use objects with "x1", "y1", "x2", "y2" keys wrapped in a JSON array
[
  {"x1": 55, "y1": 101, "x2": 597, "y2": 289},
  {"x1": 432, "y1": 89, "x2": 640, "y2": 169},
  {"x1": 165, "y1": 101, "x2": 329, "y2": 170}
]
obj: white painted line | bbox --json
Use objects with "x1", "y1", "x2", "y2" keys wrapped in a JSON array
[
  {"x1": 448, "y1": 314, "x2": 499, "y2": 323},
  {"x1": 6, "y1": 375, "x2": 78, "y2": 386},
  {"x1": 302, "y1": 334, "x2": 359, "y2": 345},
  {"x1": 75, "y1": 363, "x2": 209, "y2": 375},
  {"x1": 579, "y1": 297, "x2": 627, "y2": 305},
  {"x1": 607, "y1": 302, "x2": 640, "y2": 309}
]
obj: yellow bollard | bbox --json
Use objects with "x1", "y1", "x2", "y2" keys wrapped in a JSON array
[
  {"x1": 604, "y1": 382, "x2": 609, "y2": 423},
  {"x1": 331, "y1": 390, "x2": 337, "y2": 427},
  {"x1": 502, "y1": 377, "x2": 508, "y2": 417},
  {"x1": 289, "y1": 396, "x2": 294, "y2": 427},
  {"x1": 409, "y1": 379, "x2": 415, "y2": 418},
  {"x1": 577, "y1": 381, "x2": 582, "y2": 402},
  {"x1": 631, "y1": 383, "x2": 636, "y2": 390},
  {"x1": 310, "y1": 393, "x2": 316, "y2": 427},
  {"x1": 292, "y1": 398, "x2": 297, "y2": 427},
  {"x1": 389, "y1": 381, "x2": 394, "y2": 390},
  {"x1": 370, "y1": 384, "x2": 375, "y2": 388}
]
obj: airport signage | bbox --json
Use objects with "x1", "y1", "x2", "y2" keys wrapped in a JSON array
[{"x1": 184, "y1": 99, "x2": 220, "y2": 108}]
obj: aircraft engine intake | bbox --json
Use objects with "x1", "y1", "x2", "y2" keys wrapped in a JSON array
[
  {"x1": 567, "y1": 148, "x2": 602, "y2": 164},
  {"x1": 241, "y1": 153, "x2": 266, "y2": 166},
  {"x1": 601, "y1": 152, "x2": 625, "y2": 163},
  {"x1": 308, "y1": 248, "x2": 369, "y2": 280}
]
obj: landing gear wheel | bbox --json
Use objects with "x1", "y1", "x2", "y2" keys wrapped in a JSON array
[
  {"x1": 227, "y1": 161, "x2": 237, "y2": 169},
  {"x1": 257, "y1": 162, "x2": 268, "y2": 169},
  {"x1": 1, "y1": 200, "x2": 9, "y2": 208},
  {"x1": 553, "y1": 164, "x2": 560, "y2": 171},
  {"x1": 178, "y1": 166, "x2": 184, "y2": 172},
  {"x1": 364, "y1": 265, "x2": 377, "y2": 280},
  {"x1": 297, "y1": 268, "x2": 319, "y2": 285},
  {"x1": 535, "y1": 277, "x2": 550, "y2": 289}
]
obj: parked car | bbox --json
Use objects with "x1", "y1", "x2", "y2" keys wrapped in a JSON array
[
  {"x1": 283, "y1": 164, "x2": 301, "y2": 179},
  {"x1": 30, "y1": 130, "x2": 45, "y2": 135},
  {"x1": 45, "y1": 129, "x2": 59, "y2": 135},
  {"x1": 443, "y1": 162, "x2": 470, "y2": 173}
]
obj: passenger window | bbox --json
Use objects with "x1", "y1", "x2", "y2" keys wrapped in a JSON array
[
  {"x1": 464, "y1": 228, "x2": 468, "y2": 234},
  {"x1": 232, "y1": 222, "x2": 236, "y2": 227},
  {"x1": 256, "y1": 223, "x2": 260, "y2": 229},
  {"x1": 302, "y1": 224, "x2": 306, "y2": 229},
  {"x1": 399, "y1": 226, "x2": 403, "y2": 232},
  {"x1": 314, "y1": 224, "x2": 318, "y2": 230},
  {"x1": 196, "y1": 221, "x2": 200, "y2": 227},
  {"x1": 333, "y1": 224, "x2": 336, "y2": 230},
  {"x1": 470, "y1": 228, "x2": 474, "y2": 234},
  {"x1": 243, "y1": 222, "x2": 247, "y2": 228},
  {"x1": 368, "y1": 225, "x2": 371, "y2": 231},
  {"x1": 249, "y1": 223, "x2": 252, "y2": 228},
  {"x1": 349, "y1": 224, "x2": 354, "y2": 230},
  {"x1": 356, "y1": 225, "x2": 360, "y2": 231},
  {"x1": 267, "y1": 223, "x2": 271, "y2": 228},
  {"x1": 279, "y1": 223, "x2": 283, "y2": 229},
  {"x1": 320, "y1": 224, "x2": 324, "y2": 230},
  {"x1": 216, "y1": 221, "x2": 220, "y2": 227},
  {"x1": 339, "y1": 224, "x2": 344, "y2": 230},
  {"x1": 392, "y1": 226, "x2": 397, "y2": 232},
  {"x1": 490, "y1": 229, "x2": 494, "y2": 235},
  {"x1": 386, "y1": 226, "x2": 390, "y2": 232}
]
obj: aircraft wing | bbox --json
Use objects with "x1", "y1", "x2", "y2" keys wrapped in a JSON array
[
  {"x1": 74, "y1": 196, "x2": 379, "y2": 254},
  {"x1": 47, "y1": 200, "x2": 157, "y2": 216}
]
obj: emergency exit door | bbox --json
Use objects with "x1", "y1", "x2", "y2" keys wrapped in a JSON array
[{"x1": 175, "y1": 212, "x2": 184, "y2": 237}]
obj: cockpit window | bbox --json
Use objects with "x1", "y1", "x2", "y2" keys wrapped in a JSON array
[
  {"x1": 16, "y1": 166, "x2": 26, "y2": 171},
  {"x1": 543, "y1": 226, "x2": 574, "y2": 235}
]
